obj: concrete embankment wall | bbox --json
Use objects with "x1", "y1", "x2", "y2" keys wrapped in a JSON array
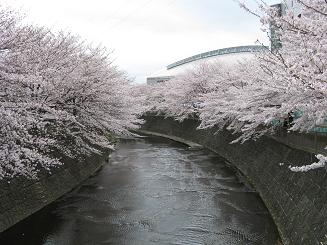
[
  {"x1": 142, "y1": 115, "x2": 327, "y2": 245},
  {"x1": 0, "y1": 151, "x2": 110, "y2": 233}
]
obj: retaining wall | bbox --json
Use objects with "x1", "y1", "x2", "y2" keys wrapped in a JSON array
[
  {"x1": 142, "y1": 115, "x2": 327, "y2": 245},
  {"x1": 0, "y1": 150, "x2": 110, "y2": 233}
]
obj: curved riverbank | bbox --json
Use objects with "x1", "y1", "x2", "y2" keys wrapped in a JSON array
[{"x1": 141, "y1": 115, "x2": 327, "y2": 245}]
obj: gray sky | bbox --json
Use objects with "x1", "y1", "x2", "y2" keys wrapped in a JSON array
[{"x1": 2, "y1": 0, "x2": 278, "y2": 83}]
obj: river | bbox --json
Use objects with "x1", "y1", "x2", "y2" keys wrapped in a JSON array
[{"x1": 0, "y1": 135, "x2": 279, "y2": 245}]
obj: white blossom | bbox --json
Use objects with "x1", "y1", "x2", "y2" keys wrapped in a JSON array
[
  {"x1": 135, "y1": 0, "x2": 327, "y2": 172},
  {"x1": 288, "y1": 154, "x2": 327, "y2": 172},
  {"x1": 0, "y1": 6, "x2": 141, "y2": 179}
]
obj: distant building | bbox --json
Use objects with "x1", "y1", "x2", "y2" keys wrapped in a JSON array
[
  {"x1": 283, "y1": 0, "x2": 302, "y2": 16},
  {"x1": 270, "y1": 3, "x2": 283, "y2": 50},
  {"x1": 270, "y1": 1, "x2": 303, "y2": 49},
  {"x1": 147, "y1": 76, "x2": 174, "y2": 84},
  {"x1": 147, "y1": 45, "x2": 266, "y2": 84}
]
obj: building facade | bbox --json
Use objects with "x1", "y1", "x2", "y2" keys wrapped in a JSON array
[
  {"x1": 283, "y1": 0, "x2": 302, "y2": 16},
  {"x1": 270, "y1": 1, "x2": 303, "y2": 49}
]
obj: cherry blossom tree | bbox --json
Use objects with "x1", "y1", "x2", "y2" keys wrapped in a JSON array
[
  {"x1": 197, "y1": 1, "x2": 327, "y2": 143},
  {"x1": 133, "y1": 63, "x2": 237, "y2": 121},
  {"x1": 234, "y1": 0, "x2": 327, "y2": 169},
  {"x1": 162, "y1": 63, "x2": 226, "y2": 121},
  {"x1": 234, "y1": 0, "x2": 327, "y2": 136},
  {"x1": 0, "y1": 6, "x2": 141, "y2": 179},
  {"x1": 131, "y1": 82, "x2": 168, "y2": 115},
  {"x1": 137, "y1": 0, "x2": 327, "y2": 171}
]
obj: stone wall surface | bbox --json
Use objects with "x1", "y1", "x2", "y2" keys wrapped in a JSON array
[
  {"x1": 141, "y1": 115, "x2": 327, "y2": 245},
  {"x1": 0, "y1": 150, "x2": 110, "y2": 233}
]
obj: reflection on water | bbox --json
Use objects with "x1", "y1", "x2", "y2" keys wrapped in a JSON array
[{"x1": 0, "y1": 136, "x2": 279, "y2": 245}]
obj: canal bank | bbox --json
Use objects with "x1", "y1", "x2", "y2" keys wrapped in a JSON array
[
  {"x1": 0, "y1": 149, "x2": 111, "y2": 233},
  {"x1": 141, "y1": 115, "x2": 327, "y2": 245}
]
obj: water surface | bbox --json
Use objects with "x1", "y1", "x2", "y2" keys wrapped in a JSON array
[{"x1": 0, "y1": 136, "x2": 279, "y2": 245}]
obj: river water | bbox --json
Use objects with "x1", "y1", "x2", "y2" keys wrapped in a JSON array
[{"x1": 0, "y1": 136, "x2": 279, "y2": 245}]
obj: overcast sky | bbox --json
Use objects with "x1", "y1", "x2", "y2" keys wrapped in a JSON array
[{"x1": 2, "y1": 0, "x2": 278, "y2": 83}]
